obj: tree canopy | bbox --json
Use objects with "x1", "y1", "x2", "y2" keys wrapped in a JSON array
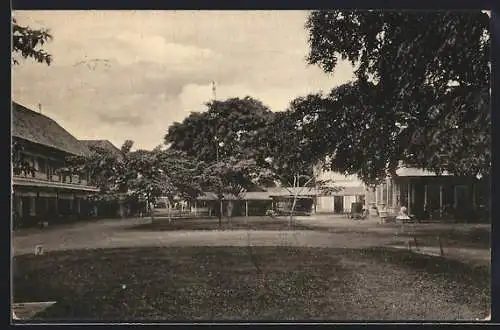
[
  {"x1": 166, "y1": 96, "x2": 275, "y2": 166},
  {"x1": 304, "y1": 10, "x2": 490, "y2": 184},
  {"x1": 62, "y1": 141, "x2": 203, "y2": 204},
  {"x1": 12, "y1": 18, "x2": 53, "y2": 65}
]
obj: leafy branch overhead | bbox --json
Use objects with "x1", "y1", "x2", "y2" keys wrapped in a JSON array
[
  {"x1": 304, "y1": 10, "x2": 490, "y2": 184},
  {"x1": 12, "y1": 18, "x2": 53, "y2": 65}
]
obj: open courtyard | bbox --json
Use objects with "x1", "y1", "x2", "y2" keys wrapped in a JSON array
[{"x1": 12, "y1": 215, "x2": 491, "y2": 321}]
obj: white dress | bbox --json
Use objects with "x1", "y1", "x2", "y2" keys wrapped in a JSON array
[{"x1": 396, "y1": 206, "x2": 411, "y2": 220}]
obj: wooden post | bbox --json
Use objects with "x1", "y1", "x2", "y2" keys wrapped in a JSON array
[
  {"x1": 439, "y1": 185, "x2": 443, "y2": 218},
  {"x1": 407, "y1": 182, "x2": 411, "y2": 215},
  {"x1": 438, "y1": 236, "x2": 444, "y2": 256},
  {"x1": 472, "y1": 183, "x2": 476, "y2": 210},
  {"x1": 424, "y1": 184, "x2": 428, "y2": 211},
  {"x1": 453, "y1": 185, "x2": 458, "y2": 209},
  {"x1": 245, "y1": 200, "x2": 249, "y2": 217},
  {"x1": 18, "y1": 196, "x2": 23, "y2": 219}
]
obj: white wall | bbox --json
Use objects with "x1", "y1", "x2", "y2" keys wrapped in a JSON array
[
  {"x1": 343, "y1": 195, "x2": 357, "y2": 213},
  {"x1": 314, "y1": 167, "x2": 365, "y2": 188},
  {"x1": 316, "y1": 196, "x2": 334, "y2": 213}
]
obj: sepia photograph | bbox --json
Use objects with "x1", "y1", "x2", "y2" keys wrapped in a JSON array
[{"x1": 11, "y1": 9, "x2": 491, "y2": 322}]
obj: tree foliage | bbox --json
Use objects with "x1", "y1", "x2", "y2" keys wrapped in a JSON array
[
  {"x1": 166, "y1": 96, "x2": 280, "y2": 222},
  {"x1": 259, "y1": 105, "x2": 340, "y2": 224},
  {"x1": 12, "y1": 18, "x2": 53, "y2": 65},
  {"x1": 304, "y1": 10, "x2": 490, "y2": 183},
  {"x1": 61, "y1": 141, "x2": 203, "y2": 206},
  {"x1": 166, "y1": 96, "x2": 275, "y2": 166}
]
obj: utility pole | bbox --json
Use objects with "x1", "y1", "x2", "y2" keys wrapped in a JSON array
[{"x1": 212, "y1": 81, "x2": 223, "y2": 225}]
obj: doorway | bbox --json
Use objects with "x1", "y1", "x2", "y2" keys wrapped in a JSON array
[{"x1": 334, "y1": 196, "x2": 344, "y2": 214}]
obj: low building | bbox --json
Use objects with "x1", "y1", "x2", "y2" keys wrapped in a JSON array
[
  {"x1": 193, "y1": 191, "x2": 273, "y2": 217},
  {"x1": 372, "y1": 164, "x2": 490, "y2": 222},
  {"x1": 12, "y1": 102, "x2": 99, "y2": 228},
  {"x1": 313, "y1": 168, "x2": 367, "y2": 214}
]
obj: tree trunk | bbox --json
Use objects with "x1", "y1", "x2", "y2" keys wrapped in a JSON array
[
  {"x1": 218, "y1": 198, "x2": 222, "y2": 226},
  {"x1": 167, "y1": 198, "x2": 172, "y2": 223},
  {"x1": 289, "y1": 196, "x2": 298, "y2": 228},
  {"x1": 227, "y1": 201, "x2": 234, "y2": 226}
]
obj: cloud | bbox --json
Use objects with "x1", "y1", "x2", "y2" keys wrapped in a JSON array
[
  {"x1": 97, "y1": 113, "x2": 146, "y2": 126},
  {"x1": 12, "y1": 10, "x2": 355, "y2": 150}
]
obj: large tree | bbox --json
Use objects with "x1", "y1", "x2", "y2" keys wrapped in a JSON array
[
  {"x1": 126, "y1": 147, "x2": 203, "y2": 216},
  {"x1": 166, "y1": 97, "x2": 276, "y2": 224},
  {"x1": 260, "y1": 103, "x2": 338, "y2": 226},
  {"x1": 304, "y1": 10, "x2": 491, "y2": 184},
  {"x1": 166, "y1": 96, "x2": 275, "y2": 165}
]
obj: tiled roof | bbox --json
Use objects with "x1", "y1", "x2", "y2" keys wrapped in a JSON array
[
  {"x1": 395, "y1": 167, "x2": 452, "y2": 177},
  {"x1": 196, "y1": 192, "x2": 270, "y2": 201},
  {"x1": 12, "y1": 102, "x2": 90, "y2": 156},
  {"x1": 195, "y1": 186, "x2": 365, "y2": 201},
  {"x1": 80, "y1": 140, "x2": 122, "y2": 157}
]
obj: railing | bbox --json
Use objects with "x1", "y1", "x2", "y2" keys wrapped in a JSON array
[{"x1": 14, "y1": 171, "x2": 93, "y2": 187}]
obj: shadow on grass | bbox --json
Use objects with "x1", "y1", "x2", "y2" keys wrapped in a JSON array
[
  {"x1": 13, "y1": 246, "x2": 490, "y2": 321},
  {"x1": 354, "y1": 247, "x2": 490, "y2": 283},
  {"x1": 298, "y1": 223, "x2": 491, "y2": 250}
]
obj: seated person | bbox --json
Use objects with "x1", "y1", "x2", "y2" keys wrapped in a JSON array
[{"x1": 396, "y1": 206, "x2": 411, "y2": 220}]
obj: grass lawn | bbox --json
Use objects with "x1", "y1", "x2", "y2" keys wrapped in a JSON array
[
  {"x1": 13, "y1": 246, "x2": 490, "y2": 321},
  {"x1": 125, "y1": 216, "x2": 312, "y2": 232}
]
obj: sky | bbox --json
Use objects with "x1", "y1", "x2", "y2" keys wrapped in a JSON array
[{"x1": 12, "y1": 11, "x2": 355, "y2": 150}]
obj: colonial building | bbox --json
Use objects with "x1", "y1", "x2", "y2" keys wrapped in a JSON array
[
  {"x1": 12, "y1": 102, "x2": 99, "y2": 228},
  {"x1": 372, "y1": 163, "x2": 490, "y2": 222}
]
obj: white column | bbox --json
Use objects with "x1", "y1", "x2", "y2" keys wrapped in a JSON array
[
  {"x1": 392, "y1": 181, "x2": 397, "y2": 209},
  {"x1": 245, "y1": 200, "x2": 249, "y2": 217},
  {"x1": 194, "y1": 200, "x2": 198, "y2": 216},
  {"x1": 386, "y1": 179, "x2": 390, "y2": 207}
]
